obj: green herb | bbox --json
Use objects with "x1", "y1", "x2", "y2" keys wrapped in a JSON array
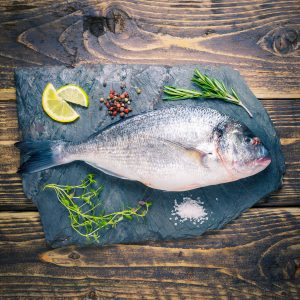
[
  {"x1": 44, "y1": 174, "x2": 152, "y2": 242},
  {"x1": 163, "y1": 68, "x2": 253, "y2": 117}
]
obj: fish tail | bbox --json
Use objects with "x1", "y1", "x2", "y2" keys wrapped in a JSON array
[{"x1": 15, "y1": 140, "x2": 71, "y2": 174}]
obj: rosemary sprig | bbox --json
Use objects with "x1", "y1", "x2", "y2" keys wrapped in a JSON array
[
  {"x1": 44, "y1": 174, "x2": 152, "y2": 242},
  {"x1": 163, "y1": 68, "x2": 253, "y2": 117}
]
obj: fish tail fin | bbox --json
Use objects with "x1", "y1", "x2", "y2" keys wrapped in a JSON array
[{"x1": 15, "y1": 140, "x2": 70, "y2": 174}]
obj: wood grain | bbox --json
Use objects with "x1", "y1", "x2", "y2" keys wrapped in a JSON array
[
  {"x1": 0, "y1": 208, "x2": 299, "y2": 298},
  {"x1": 1, "y1": 1, "x2": 299, "y2": 299},
  {"x1": 0, "y1": 0, "x2": 299, "y2": 97},
  {"x1": 0, "y1": 96, "x2": 299, "y2": 210}
]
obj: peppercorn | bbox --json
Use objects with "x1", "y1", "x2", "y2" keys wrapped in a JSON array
[{"x1": 100, "y1": 88, "x2": 133, "y2": 118}]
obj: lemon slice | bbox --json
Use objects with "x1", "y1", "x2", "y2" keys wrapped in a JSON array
[
  {"x1": 57, "y1": 84, "x2": 89, "y2": 107},
  {"x1": 42, "y1": 83, "x2": 80, "y2": 123}
]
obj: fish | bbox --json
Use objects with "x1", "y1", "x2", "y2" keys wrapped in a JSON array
[{"x1": 16, "y1": 105, "x2": 271, "y2": 191}]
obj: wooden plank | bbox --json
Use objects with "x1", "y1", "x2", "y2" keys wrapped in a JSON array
[
  {"x1": 0, "y1": 88, "x2": 15, "y2": 101},
  {"x1": 0, "y1": 208, "x2": 299, "y2": 298},
  {"x1": 0, "y1": 0, "x2": 299, "y2": 97}
]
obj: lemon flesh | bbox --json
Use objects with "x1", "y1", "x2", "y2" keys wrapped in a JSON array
[
  {"x1": 42, "y1": 83, "x2": 80, "y2": 123},
  {"x1": 57, "y1": 84, "x2": 89, "y2": 107}
]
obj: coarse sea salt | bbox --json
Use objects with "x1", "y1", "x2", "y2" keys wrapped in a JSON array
[{"x1": 170, "y1": 197, "x2": 208, "y2": 225}]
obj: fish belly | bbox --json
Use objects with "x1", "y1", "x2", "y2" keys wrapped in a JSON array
[{"x1": 81, "y1": 136, "x2": 211, "y2": 191}]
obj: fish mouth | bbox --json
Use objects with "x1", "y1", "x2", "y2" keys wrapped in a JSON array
[
  {"x1": 255, "y1": 156, "x2": 272, "y2": 166},
  {"x1": 255, "y1": 145, "x2": 271, "y2": 167}
]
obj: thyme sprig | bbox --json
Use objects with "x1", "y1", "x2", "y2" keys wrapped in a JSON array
[
  {"x1": 44, "y1": 174, "x2": 152, "y2": 242},
  {"x1": 163, "y1": 68, "x2": 253, "y2": 117}
]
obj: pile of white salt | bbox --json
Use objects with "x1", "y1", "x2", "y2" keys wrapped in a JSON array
[{"x1": 170, "y1": 197, "x2": 208, "y2": 226}]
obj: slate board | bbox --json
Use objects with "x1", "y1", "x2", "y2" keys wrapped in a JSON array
[{"x1": 15, "y1": 64, "x2": 285, "y2": 248}]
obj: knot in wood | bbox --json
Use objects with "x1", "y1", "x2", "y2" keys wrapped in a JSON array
[
  {"x1": 83, "y1": 8, "x2": 128, "y2": 37},
  {"x1": 87, "y1": 290, "x2": 97, "y2": 299},
  {"x1": 106, "y1": 8, "x2": 128, "y2": 34},
  {"x1": 68, "y1": 252, "x2": 80, "y2": 260},
  {"x1": 258, "y1": 27, "x2": 299, "y2": 56},
  {"x1": 273, "y1": 28, "x2": 298, "y2": 55},
  {"x1": 83, "y1": 16, "x2": 106, "y2": 37}
]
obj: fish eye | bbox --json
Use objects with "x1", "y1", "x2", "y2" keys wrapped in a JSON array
[{"x1": 244, "y1": 136, "x2": 252, "y2": 144}]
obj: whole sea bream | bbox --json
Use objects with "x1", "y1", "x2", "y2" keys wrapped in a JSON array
[{"x1": 16, "y1": 105, "x2": 271, "y2": 191}]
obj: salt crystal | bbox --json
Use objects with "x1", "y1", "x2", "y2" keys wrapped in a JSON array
[{"x1": 171, "y1": 197, "x2": 208, "y2": 225}]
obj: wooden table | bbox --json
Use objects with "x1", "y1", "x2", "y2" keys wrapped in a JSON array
[{"x1": 0, "y1": 1, "x2": 299, "y2": 298}]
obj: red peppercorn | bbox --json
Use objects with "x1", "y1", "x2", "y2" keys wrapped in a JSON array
[
  {"x1": 116, "y1": 103, "x2": 121, "y2": 108},
  {"x1": 112, "y1": 111, "x2": 117, "y2": 116},
  {"x1": 120, "y1": 112, "x2": 125, "y2": 118},
  {"x1": 124, "y1": 108, "x2": 129, "y2": 114},
  {"x1": 109, "y1": 107, "x2": 114, "y2": 111}
]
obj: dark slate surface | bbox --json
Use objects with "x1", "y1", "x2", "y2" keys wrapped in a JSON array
[{"x1": 15, "y1": 64, "x2": 285, "y2": 248}]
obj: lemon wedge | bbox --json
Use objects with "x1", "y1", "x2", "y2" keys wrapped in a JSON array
[
  {"x1": 57, "y1": 84, "x2": 89, "y2": 107},
  {"x1": 42, "y1": 83, "x2": 80, "y2": 123}
]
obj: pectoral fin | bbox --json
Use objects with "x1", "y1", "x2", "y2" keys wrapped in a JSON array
[{"x1": 159, "y1": 138, "x2": 208, "y2": 167}]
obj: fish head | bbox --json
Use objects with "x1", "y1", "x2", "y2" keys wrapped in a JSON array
[{"x1": 214, "y1": 120, "x2": 271, "y2": 178}]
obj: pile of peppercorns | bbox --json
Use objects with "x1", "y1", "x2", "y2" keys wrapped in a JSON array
[{"x1": 100, "y1": 89, "x2": 132, "y2": 119}]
